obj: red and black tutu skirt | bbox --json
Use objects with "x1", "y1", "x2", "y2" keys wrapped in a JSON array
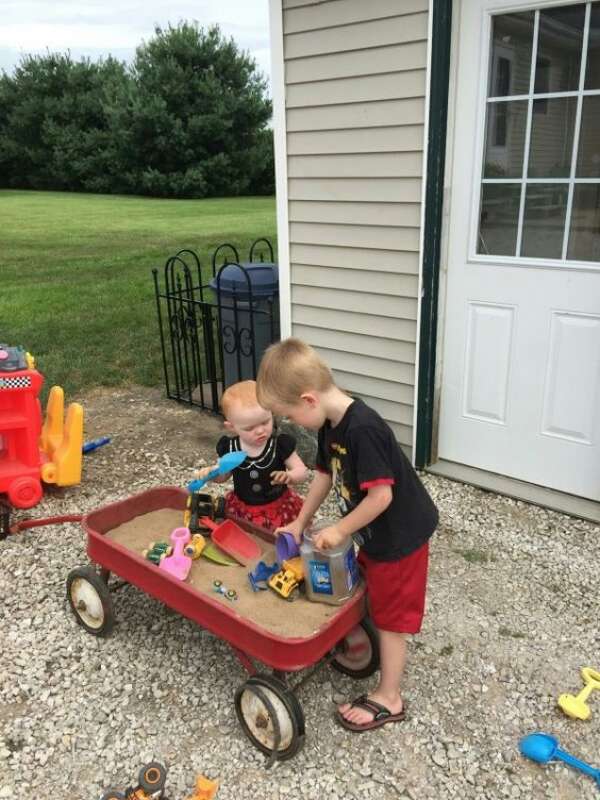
[{"x1": 225, "y1": 489, "x2": 303, "y2": 533}]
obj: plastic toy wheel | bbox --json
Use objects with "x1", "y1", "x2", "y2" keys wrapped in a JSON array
[
  {"x1": 332, "y1": 617, "x2": 380, "y2": 679},
  {"x1": 235, "y1": 674, "x2": 305, "y2": 762},
  {"x1": 213, "y1": 495, "x2": 226, "y2": 518},
  {"x1": 8, "y1": 476, "x2": 43, "y2": 509},
  {"x1": 66, "y1": 566, "x2": 114, "y2": 636},
  {"x1": 138, "y1": 761, "x2": 167, "y2": 793},
  {"x1": 100, "y1": 791, "x2": 126, "y2": 800}
]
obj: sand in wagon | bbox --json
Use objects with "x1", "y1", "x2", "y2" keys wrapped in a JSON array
[{"x1": 106, "y1": 508, "x2": 344, "y2": 639}]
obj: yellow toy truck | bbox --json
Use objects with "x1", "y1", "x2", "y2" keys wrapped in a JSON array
[{"x1": 268, "y1": 557, "x2": 305, "y2": 601}]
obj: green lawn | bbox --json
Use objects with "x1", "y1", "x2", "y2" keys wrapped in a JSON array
[{"x1": 0, "y1": 191, "x2": 276, "y2": 397}]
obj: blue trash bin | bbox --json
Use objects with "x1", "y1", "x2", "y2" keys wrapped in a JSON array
[{"x1": 210, "y1": 262, "x2": 279, "y2": 388}]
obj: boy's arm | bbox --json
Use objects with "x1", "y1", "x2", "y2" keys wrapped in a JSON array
[
  {"x1": 271, "y1": 451, "x2": 309, "y2": 484},
  {"x1": 277, "y1": 470, "x2": 332, "y2": 539},
  {"x1": 313, "y1": 484, "x2": 392, "y2": 550}
]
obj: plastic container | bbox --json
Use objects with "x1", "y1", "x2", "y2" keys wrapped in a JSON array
[{"x1": 300, "y1": 520, "x2": 359, "y2": 605}]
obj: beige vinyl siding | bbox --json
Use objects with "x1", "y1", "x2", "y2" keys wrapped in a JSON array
[
  {"x1": 287, "y1": 127, "x2": 424, "y2": 155},
  {"x1": 290, "y1": 244, "x2": 420, "y2": 273},
  {"x1": 281, "y1": 0, "x2": 428, "y2": 454},
  {"x1": 288, "y1": 177, "x2": 422, "y2": 202},
  {"x1": 285, "y1": 43, "x2": 427, "y2": 83},
  {"x1": 289, "y1": 201, "x2": 422, "y2": 227},
  {"x1": 286, "y1": 98, "x2": 425, "y2": 131}
]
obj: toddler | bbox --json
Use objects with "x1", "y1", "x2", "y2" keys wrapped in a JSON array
[
  {"x1": 257, "y1": 338, "x2": 438, "y2": 732},
  {"x1": 196, "y1": 380, "x2": 308, "y2": 532}
]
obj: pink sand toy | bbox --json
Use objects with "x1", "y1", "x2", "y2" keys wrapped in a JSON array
[{"x1": 159, "y1": 527, "x2": 192, "y2": 580}]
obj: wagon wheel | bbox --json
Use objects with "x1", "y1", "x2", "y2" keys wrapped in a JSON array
[
  {"x1": 235, "y1": 674, "x2": 305, "y2": 763},
  {"x1": 66, "y1": 565, "x2": 115, "y2": 636},
  {"x1": 138, "y1": 761, "x2": 167, "y2": 793},
  {"x1": 100, "y1": 790, "x2": 126, "y2": 800},
  {"x1": 332, "y1": 617, "x2": 380, "y2": 679}
]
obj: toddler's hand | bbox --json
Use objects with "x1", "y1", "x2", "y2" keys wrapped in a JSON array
[
  {"x1": 194, "y1": 464, "x2": 218, "y2": 481},
  {"x1": 270, "y1": 470, "x2": 291, "y2": 485},
  {"x1": 275, "y1": 519, "x2": 304, "y2": 543},
  {"x1": 313, "y1": 525, "x2": 346, "y2": 550}
]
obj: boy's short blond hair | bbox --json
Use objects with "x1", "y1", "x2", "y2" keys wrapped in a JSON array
[
  {"x1": 220, "y1": 380, "x2": 260, "y2": 418},
  {"x1": 256, "y1": 338, "x2": 334, "y2": 408}
]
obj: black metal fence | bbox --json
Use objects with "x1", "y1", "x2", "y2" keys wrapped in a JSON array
[{"x1": 153, "y1": 238, "x2": 279, "y2": 413}]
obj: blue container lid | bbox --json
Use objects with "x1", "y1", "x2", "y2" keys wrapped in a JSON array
[{"x1": 210, "y1": 262, "x2": 278, "y2": 299}]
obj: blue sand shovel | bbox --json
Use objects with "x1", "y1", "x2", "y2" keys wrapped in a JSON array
[
  {"x1": 187, "y1": 450, "x2": 247, "y2": 493},
  {"x1": 520, "y1": 732, "x2": 600, "y2": 788}
]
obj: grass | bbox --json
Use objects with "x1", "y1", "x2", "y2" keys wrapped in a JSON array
[
  {"x1": 498, "y1": 626, "x2": 526, "y2": 639},
  {"x1": 0, "y1": 190, "x2": 276, "y2": 397},
  {"x1": 454, "y1": 547, "x2": 497, "y2": 565}
]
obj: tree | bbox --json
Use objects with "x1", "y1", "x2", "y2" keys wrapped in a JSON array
[
  {"x1": 110, "y1": 22, "x2": 273, "y2": 197},
  {"x1": 0, "y1": 22, "x2": 274, "y2": 197},
  {"x1": 0, "y1": 53, "x2": 129, "y2": 191}
]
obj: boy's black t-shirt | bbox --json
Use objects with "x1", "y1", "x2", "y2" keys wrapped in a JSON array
[
  {"x1": 216, "y1": 433, "x2": 296, "y2": 506},
  {"x1": 316, "y1": 399, "x2": 438, "y2": 560}
]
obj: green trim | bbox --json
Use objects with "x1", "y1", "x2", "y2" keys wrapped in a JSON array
[{"x1": 415, "y1": 0, "x2": 453, "y2": 468}]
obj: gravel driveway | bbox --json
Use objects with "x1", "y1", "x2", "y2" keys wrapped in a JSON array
[{"x1": 1, "y1": 387, "x2": 598, "y2": 800}]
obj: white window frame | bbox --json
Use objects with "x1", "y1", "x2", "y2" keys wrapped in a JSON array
[{"x1": 468, "y1": 0, "x2": 600, "y2": 271}]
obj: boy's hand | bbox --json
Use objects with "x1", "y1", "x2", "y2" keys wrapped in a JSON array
[
  {"x1": 270, "y1": 470, "x2": 291, "y2": 485},
  {"x1": 194, "y1": 464, "x2": 218, "y2": 481},
  {"x1": 275, "y1": 519, "x2": 304, "y2": 543},
  {"x1": 313, "y1": 525, "x2": 346, "y2": 550}
]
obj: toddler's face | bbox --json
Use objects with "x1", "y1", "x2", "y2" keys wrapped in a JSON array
[{"x1": 226, "y1": 402, "x2": 274, "y2": 448}]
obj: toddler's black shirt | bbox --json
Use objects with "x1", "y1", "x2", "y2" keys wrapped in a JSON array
[
  {"x1": 316, "y1": 399, "x2": 438, "y2": 560},
  {"x1": 217, "y1": 434, "x2": 296, "y2": 505}
]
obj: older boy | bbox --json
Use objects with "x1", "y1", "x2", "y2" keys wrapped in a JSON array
[{"x1": 257, "y1": 338, "x2": 438, "y2": 732}]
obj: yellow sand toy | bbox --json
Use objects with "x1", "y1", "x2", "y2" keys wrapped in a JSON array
[
  {"x1": 558, "y1": 667, "x2": 600, "y2": 721},
  {"x1": 184, "y1": 533, "x2": 207, "y2": 559},
  {"x1": 185, "y1": 774, "x2": 219, "y2": 799},
  {"x1": 40, "y1": 385, "x2": 84, "y2": 487}
]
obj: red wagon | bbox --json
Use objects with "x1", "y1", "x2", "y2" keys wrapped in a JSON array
[{"x1": 67, "y1": 487, "x2": 380, "y2": 763}]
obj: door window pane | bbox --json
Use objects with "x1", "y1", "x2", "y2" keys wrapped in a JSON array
[
  {"x1": 585, "y1": 3, "x2": 600, "y2": 89},
  {"x1": 478, "y1": 3, "x2": 600, "y2": 264},
  {"x1": 535, "y1": 4, "x2": 585, "y2": 93},
  {"x1": 576, "y1": 96, "x2": 600, "y2": 177},
  {"x1": 484, "y1": 101, "x2": 528, "y2": 177},
  {"x1": 528, "y1": 97, "x2": 577, "y2": 177},
  {"x1": 478, "y1": 184, "x2": 521, "y2": 255},
  {"x1": 521, "y1": 184, "x2": 569, "y2": 257},
  {"x1": 567, "y1": 184, "x2": 600, "y2": 260},
  {"x1": 489, "y1": 12, "x2": 534, "y2": 96}
]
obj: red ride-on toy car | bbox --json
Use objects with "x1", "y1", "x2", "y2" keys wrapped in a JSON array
[{"x1": 0, "y1": 344, "x2": 83, "y2": 511}]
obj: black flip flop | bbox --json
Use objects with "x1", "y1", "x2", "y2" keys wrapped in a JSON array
[{"x1": 336, "y1": 694, "x2": 406, "y2": 733}]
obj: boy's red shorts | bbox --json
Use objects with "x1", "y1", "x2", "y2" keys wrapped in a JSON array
[{"x1": 357, "y1": 541, "x2": 429, "y2": 634}]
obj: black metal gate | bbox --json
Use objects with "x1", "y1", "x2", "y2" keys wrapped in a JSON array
[{"x1": 153, "y1": 238, "x2": 279, "y2": 413}]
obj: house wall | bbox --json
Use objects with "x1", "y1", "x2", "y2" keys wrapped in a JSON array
[{"x1": 279, "y1": 0, "x2": 429, "y2": 454}]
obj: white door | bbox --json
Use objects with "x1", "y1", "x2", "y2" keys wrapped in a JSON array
[{"x1": 438, "y1": 0, "x2": 600, "y2": 501}]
